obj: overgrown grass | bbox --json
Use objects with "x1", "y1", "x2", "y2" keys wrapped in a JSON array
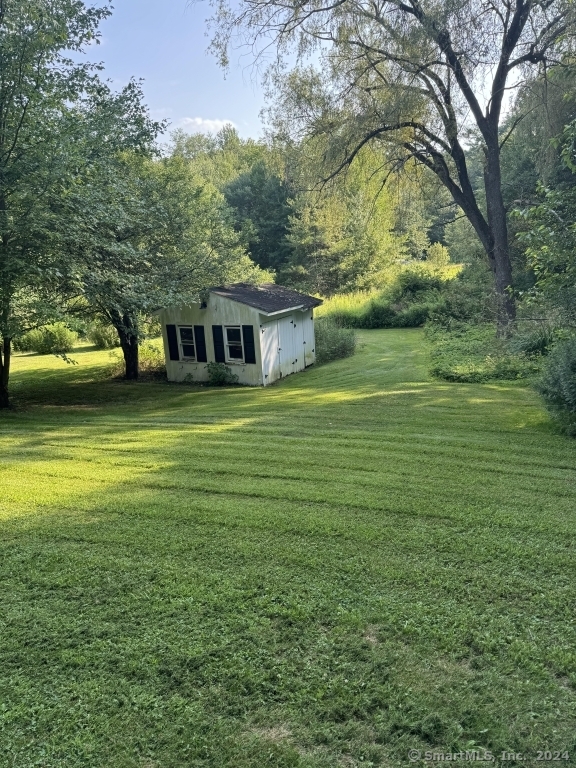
[
  {"x1": 1, "y1": 332, "x2": 575, "y2": 768},
  {"x1": 426, "y1": 323, "x2": 542, "y2": 383},
  {"x1": 317, "y1": 264, "x2": 462, "y2": 329},
  {"x1": 314, "y1": 316, "x2": 357, "y2": 364}
]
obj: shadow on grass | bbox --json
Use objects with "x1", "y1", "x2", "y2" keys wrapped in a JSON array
[
  {"x1": 1, "y1": 330, "x2": 574, "y2": 766},
  {"x1": 1, "y1": 406, "x2": 576, "y2": 767}
]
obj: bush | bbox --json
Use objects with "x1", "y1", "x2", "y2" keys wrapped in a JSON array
[
  {"x1": 508, "y1": 322, "x2": 556, "y2": 357},
  {"x1": 205, "y1": 362, "x2": 239, "y2": 386},
  {"x1": 15, "y1": 323, "x2": 78, "y2": 355},
  {"x1": 87, "y1": 321, "x2": 119, "y2": 350},
  {"x1": 315, "y1": 317, "x2": 357, "y2": 365},
  {"x1": 537, "y1": 337, "x2": 576, "y2": 435},
  {"x1": 427, "y1": 262, "x2": 497, "y2": 328},
  {"x1": 427, "y1": 323, "x2": 541, "y2": 383},
  {"x1": 108, "y1": 341, "x2": 165, "y2": 378},
  {"x1": 317, "y1": 266, "x2": 461, "y2": 329},
  {"x1": 139, "y1": 342, "x2": 165, "y2": 375},
  {"x1": 388, "y1": 270, "x2": 445, "y2": 301}
]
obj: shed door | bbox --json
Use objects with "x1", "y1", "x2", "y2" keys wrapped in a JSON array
[
  {"x1": 260, "y1": 319, "x2": 280, "y2": 382},
  {"x1": 277, "y1": 315, "x2": 298, "y2": 375},
  {"x1": 302, "y1": 310, "x2": 315, "y2": 366}
]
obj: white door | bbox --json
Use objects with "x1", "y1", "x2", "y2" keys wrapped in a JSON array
[
  {"x1": 260, "y1": 320, "x2": 280, "y2": 384},
  {"x1": 290, "y1": 314, "x2": 305, "y2": 372},
  {"x1": 277, "y1": 315, "x2": 305, "y2": 376},
  {"x1": 277, "y1": 316, "x2": 293, "y2": 377},
  {"x1": 302, "y1": 310, "x2": 315, "y2": 366}
]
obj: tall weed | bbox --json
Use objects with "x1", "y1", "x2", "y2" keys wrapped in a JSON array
[
  {"x1": 315, "y1": 317, "x2": 357, "y2": 365},
  {"x1": 317, "y1": 263, "x2": 461, "y2": 329},
  {"x1": 426, "y1": 323, "x2": 541, "y2": 382}
]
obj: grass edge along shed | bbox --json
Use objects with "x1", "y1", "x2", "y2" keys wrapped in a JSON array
[{"x1": 158, "y1": 283, "x2": 323, "y2": 386}]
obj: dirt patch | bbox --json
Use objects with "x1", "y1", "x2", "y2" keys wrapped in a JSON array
[
  {"x1": 363, "y1": 625, "x2": 379, "y2": 645},
  {"x1": 250, "y1": 725, "x2": 292, "y2": 743}
]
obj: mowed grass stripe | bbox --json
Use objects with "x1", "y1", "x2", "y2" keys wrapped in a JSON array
[{"x1": 1, "y1": 329, "x2": 575, "y2": 768}]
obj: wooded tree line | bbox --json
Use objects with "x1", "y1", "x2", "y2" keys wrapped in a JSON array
[
  {"x1": 0, "y1": 0, "x2": 268, "y2": 407},
  {"x1": 2, "y1": 0, "x2": 576, "y2": 412}
]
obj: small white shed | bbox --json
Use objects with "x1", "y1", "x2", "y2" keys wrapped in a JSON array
[{"x1": 158, "y1": 283, "x2": 323, "y2": 386}]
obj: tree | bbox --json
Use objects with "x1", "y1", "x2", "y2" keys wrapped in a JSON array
[
  {"x1": 223, "y1": 159, "x2": 292, "y2": 272},
  {"x1": 0, "y1": 0, "x2": 112, "y2": 408},
  {"x1": 516, "y1": 121, "x2": 576, "y2": 322},
  {"x1": 172, "y1": 127, "x2": 293, "y2": 273},
  {"x1": 282, "y1": 150, "x2": 401, "y2": 294},
  {"x1": 210, "y1": 0, "x2": 576, "y2": 324},
  {"x1": 66, "y1": 153, "x2": 268, "y2": 379}
]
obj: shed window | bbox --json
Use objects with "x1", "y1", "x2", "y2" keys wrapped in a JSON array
[
  {"x1": 225, "y1": 326, "x2": 244, "y2": 363},
  {"x1": 178, "y1": 326, "x2": 196, "y2": 359}
]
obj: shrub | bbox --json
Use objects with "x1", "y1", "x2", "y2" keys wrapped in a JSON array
[
  {"x1": 394, "y1": 303, "x2": 433, "y2": 328},
  {"x1": 537, "y1": 337, "x2": 576, "y2": 435},
  {"x1": 108, "y1": 341, "x2": 165, "y2": 378},
  {"x1": 205, "y1": 362, "x2": 239, "y2": 386},
  {"x1": 15, "y1": 324, "x2": 78, "y2": 355},
  {"x1": 87, "y1": 321, "x2": 119, "y2": 349},
  {"x1": 316, "y1": 265, "x2": 461, "y2": 329},
  {"x1": 427, "y1": 323, "x2": 541, "y2": 383},
  {"x1": 508, "y1": 322, "x2": 556, "y2": 357},
  {"x1": 315, "y1": 317, "x2": 357, "y2": 365},
  {"x1": 139, "y1": 342, "x2": 165, "y2": 375},
  {"x1": 360, "y1": 301, "x2": 398, "y2": 329},
  {"x1": 427, "y1": 262, "x2": 497, "y2": 328},
  {"x1": 389, "y1": 269, "x2": 445, "y2": 301}
]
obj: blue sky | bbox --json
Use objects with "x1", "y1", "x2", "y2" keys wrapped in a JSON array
[{"x1": 87, "y1": 0, "x2": 267, "y2": 138}]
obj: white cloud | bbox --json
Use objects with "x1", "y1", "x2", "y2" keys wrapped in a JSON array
[{"x1": 173, "y1": 116, "x2": 236, "y2": 134}]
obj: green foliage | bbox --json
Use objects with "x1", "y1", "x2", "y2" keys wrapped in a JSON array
[
  {"x1": 0, "y1": 0, "x2": 166, "y2": 404},
  {"x1": 2, "y1": 332, "x2": 575, "y2": 766},
  {"x1": 537, "y1": 337, "x2": 576, "y2": 435},
  {"x1": 108, "y1": 341, "x2": 165, "y2": 379},
  {"x1": 426, "y1": 324, "x2": 541, "y2": 383},
  {"x1": 223, "y1": 160, "x2": 292, "y2": 271},
  {"x1": 15, "y1": 324, "x2": 78, "y2": 355},
  {"x1": 427, "y1": 262, "x2": 498, "y2": 328},
  {"x1": 205, "y1": 362, "x2": 240, "y2": 386},
  {"x1": 138, "y1": 342, "x2": 166, "y2": 375},
  {"x1": 516, "y1": 184, "x2": 576, "y2": 323},
  {"x1": 314, "y1": 316, "x2": 357, "y2": 364},
  {"x1": 318, "y1": 265, "x2": 460, "y2": 329},
  {"x1": 87, "y1": 321, "x2": 119, "y2": 350},
  {"x1": 281, "y1": 152, "x2": 404, "y2": 295},
  {"x1": 507, "y1": 322, "x2": 557, "y2": 357}
]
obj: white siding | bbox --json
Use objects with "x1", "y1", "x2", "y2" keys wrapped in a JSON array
[
  {"x1": 260, "y1": 319, "x2": 280, "y2": 384},
  {"x1": 158, "y1": 295, "x2": 264, "y2": 386},
  {"x1": 159, "y1": 292, "x2": 317, "y2": 387}
]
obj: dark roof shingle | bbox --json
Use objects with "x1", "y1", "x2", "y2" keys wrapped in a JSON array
[{"x1": 210, "y1": 283, "x2": 323, "y2": 314}]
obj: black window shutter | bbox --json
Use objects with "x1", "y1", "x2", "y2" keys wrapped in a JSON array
[
  {"x1": 242, "y1": 325, "x2": 256, "y2": 364},
  {"x1": 194, "y1": 326, "x2": 207, "y2": 362},
  {"x1": 166, "y1": 324, "x2": 180, "y2": 361},
  {"x1": 212, "y1": 325, "x2": 225, "y2": 363}
]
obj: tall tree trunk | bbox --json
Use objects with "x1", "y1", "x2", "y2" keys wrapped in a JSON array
[
  {"x1": 110, "y1": 311, "x2": 139, "y2": 380},
  {"x1": 484, "y1": 138, "x2": 516, "y2": 328},
  {"x1": 0, "y1": 336, "x2": 11, "y2": 409}
]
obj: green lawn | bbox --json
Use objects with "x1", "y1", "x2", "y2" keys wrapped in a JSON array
[{"x1": 1, "y1": 330, "x2": 575, "y2": 768}]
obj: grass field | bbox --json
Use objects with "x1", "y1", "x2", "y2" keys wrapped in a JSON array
[{"x1": 1, "y1": 330, "x2": 575, "y2": 768}]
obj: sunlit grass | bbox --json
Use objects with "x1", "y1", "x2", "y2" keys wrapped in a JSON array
[
  {"x1": 316, "y1": 262, "x2": 463, "y2": 321},
  {"x1": 1, "y1": 330, "x2": 575, "y2": 768}
]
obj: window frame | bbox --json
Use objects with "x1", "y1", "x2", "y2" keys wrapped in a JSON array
[
  {"x1": 177, "y1": 325, "x2": 197, "y2": 361},
  {"x1": 224, "y1": 325, "x2": 245, "y2": 364}
]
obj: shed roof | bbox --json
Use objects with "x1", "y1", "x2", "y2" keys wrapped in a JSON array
[{"x1": 210, "y1": 283, "x2": 323, "y2": 315}]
